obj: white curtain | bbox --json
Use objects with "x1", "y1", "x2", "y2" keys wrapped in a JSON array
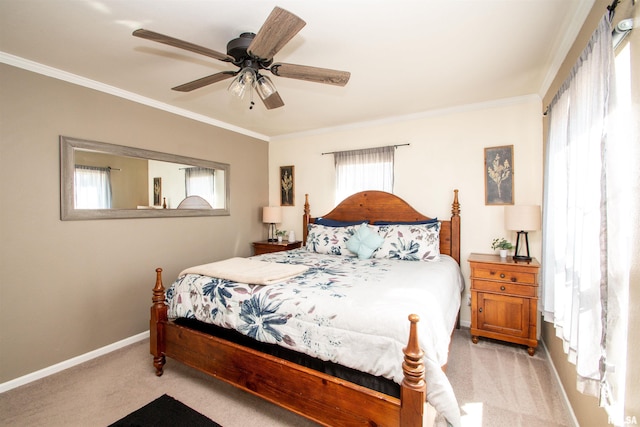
[
  {"x1": 185, "y1": 167, "x2": 215, "y2": 207},
  {"x1": 334, "y1": 146, "x2": 394, "y2": 204},
  {"x1": 74, "y1": 165, "x2": 112, "y2": 209},
  {"x1": 542, "y1": 14, "x2": 630, "y2": 424}
]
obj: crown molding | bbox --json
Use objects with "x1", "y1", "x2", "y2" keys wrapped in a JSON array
[{"x1": 0, "y1": 51, "x2": 269, "y2": 142}]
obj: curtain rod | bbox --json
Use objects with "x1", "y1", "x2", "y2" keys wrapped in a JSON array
[
  {"x1": 76, "y1": 165, "x2": 121, "y2": 171},
  {"x1": 321, "y1": 143, "x2": 410, "y2": 156},
  {"x1": 607, "y1": 0, "x2": 619, "y2": 20}
]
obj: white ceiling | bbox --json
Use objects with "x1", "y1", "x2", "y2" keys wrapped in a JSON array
[{"x1": 0, "y1": 0, "x2": 593, "y2": 140}]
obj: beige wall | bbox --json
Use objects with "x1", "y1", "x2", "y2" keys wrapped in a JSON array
[
  {"x1": 540, "y1": 1, "x2": 639, "y2": 426},
  {"x1": 268, "y1": 96, "x2": 544, "y2": 326},
  {"x1": 0, "y1": 64, "x2": 268, "y2": 383}
]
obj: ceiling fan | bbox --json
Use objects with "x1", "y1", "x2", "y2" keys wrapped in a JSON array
[{"x1": 132, "y1": 6, "x2": 351, "y2": 110}]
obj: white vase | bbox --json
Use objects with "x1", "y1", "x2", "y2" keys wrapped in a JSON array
[
  {"x1": 277, "y1": 236, "x2": 283, "y2": 243},
  {"x1": 288, "y1": 230, "x2": 296, "y2": 242},
  {"x1": 499, "y1": 249, "x2": 507, "y2": 258}
]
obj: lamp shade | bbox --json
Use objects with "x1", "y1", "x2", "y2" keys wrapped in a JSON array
[
  {"x1": 504, "y1": 205, "x2": 541, "y2": 231},
  {"x1": 262, "y1": 206, "x2": 282, "y2": 224}
]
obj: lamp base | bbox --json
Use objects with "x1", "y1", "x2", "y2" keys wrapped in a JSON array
[
  {"x1": 267, "y1": 222, "x2": 277, "y2": 242},
  {"x1": 513, "y1": 231, "x2": 532, "y2": 262}
]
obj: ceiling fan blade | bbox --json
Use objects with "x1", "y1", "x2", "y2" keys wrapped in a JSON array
[
  {"x1": 248, "y1": 7, "x2": 306, "y2": 60},
  {"x1": 172, "y1": 71, "x2": 236, "y2": 92},
  {"x1": 260, "y1": 91, "x2": 285, "y2": 110},
  {"x1": 133, "y1": 29, "x2": 234, "y2": 62},
  {"x1": 270, "y1": 63, "x2": 350, "y2": 86}
]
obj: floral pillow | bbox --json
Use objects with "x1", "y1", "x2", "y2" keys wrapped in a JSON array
[
  {"x1": 373, "y1": 222, "x2": 441, "y2": 261},
  {"x1": 305, "y1": 223, "x2": 360, "y2": 256}
]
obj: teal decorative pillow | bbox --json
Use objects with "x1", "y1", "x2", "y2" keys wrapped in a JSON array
[{"x1": 346, "y1": 224, "x2": 385, "y2": 260}]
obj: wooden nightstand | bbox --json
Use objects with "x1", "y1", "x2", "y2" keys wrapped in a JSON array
[
  {"x1": 253, "y1": 240, "x2": 302, "y2": 256},
  {"x1": 468, "y1": 253, "x2": 540, "y2": 356}
]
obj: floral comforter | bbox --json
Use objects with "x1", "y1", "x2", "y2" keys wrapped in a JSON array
[{"x1": 167, "y1": 248, "x2": 463, "y2": 425}]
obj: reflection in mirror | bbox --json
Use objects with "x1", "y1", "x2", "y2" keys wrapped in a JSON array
[{"x1": 60, "y1": 136, "x2": 230, "y2": 220}]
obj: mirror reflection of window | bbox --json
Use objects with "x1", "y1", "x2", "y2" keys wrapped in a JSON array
[
  {"x1": 74, "y1": 165, "x2": 112, "y2": 209},
  {"x1": 185, "y1": 167, "x2": 215, "y2": 207},
  {"x1": 60, "y1": 135, "x2": 230, "y2": 219}
]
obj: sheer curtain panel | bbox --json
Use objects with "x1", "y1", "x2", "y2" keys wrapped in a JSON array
[
  {"x1": 542, "y1": 14, "x2": 630, "y2": 424},
  {"x1": 185, "y1": 167, "x2": 215, "y2": 207},
  {"x1": 334, "y1": 146, "x2": 394, "y2": 204},
  {"x1": 74, "y1": 165, "x2": 112, "y2": 209}
]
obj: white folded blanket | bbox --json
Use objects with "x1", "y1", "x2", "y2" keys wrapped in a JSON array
[{"x1": 180, "y1": 257, "x2": 309, "y2": 285}]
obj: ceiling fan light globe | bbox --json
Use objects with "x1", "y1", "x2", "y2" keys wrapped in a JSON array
[
  {"x1": 228, "y1": 78, "x2": 246, "y2": 98},
  {"x1": 256, "y1": 75, "x2": 277, "y2": 99},
  {"x1": 228, "y1": 67, "x2": 257, "y2": 99},
  {"x1": 241, "y1": 67, "x2": 256, "y2": 86}
]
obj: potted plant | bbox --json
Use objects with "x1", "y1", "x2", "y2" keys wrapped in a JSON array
[
  {"x1": 491, "y1": 237, "x2": 513, "y2": 258},
  {"x1": 275, "y1": 229, "x2": 287, "y2": 243}
]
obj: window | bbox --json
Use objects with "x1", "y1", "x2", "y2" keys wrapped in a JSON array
[
  {"x1": 74, "y1": 165, "x2": 112, "y2": 209},
  {"x1": 185, "y1": 167, "x2": 215, "y2": 207},
  {"x1": 334, "y1": 146, "x2": 394, "y2": 204}
]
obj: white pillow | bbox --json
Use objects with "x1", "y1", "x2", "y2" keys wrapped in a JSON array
[
  {"x1": 373, "y1": 222, "x2": 441, "y2": 261},
  {"x1": 305, "y1": 223, "x2": 360, "y2": 256}
]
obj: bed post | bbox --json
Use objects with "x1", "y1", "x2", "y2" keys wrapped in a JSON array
[
  {"x1": 150, "y1": 268, "x2": 167, "y2": 376},
  {"x1": 450, "y1": 189, "x2": 461, "y2": 265},
  {"x1": 400, "y1": 314, "x2": 426, "y2": 427},
  {"x1": 302, "y1": 193, "x2": 310, "y2": 245}
]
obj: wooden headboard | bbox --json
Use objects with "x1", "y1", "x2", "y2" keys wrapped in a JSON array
[{"x1": 302, "y1": 190, "x2": 461, "y2": 264}]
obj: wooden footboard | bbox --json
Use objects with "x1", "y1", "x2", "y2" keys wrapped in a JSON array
[{"x1": 150, "y1": 268, "x2": 426, "y2": 426}]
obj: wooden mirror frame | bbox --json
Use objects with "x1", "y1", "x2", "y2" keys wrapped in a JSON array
[{"x1": 60, "y1": 135, "x2": 230, "y2": 220}]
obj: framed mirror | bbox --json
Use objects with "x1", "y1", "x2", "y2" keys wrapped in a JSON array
[{"x1": 60, "y1": 135, "x2": 230, "y2": 220}]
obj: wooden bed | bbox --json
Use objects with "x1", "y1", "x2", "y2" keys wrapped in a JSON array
[{"x1": 150, "y1": 189, "x2": 460, "y2": 426}]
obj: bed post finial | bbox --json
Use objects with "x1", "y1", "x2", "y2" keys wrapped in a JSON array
[
  {"x1": 400, "y1": 314, "x2": 425, "y2": 427},
  {"x1": 152, "y1": 268, "x2": 164, "y2": 305},
  {"x1": 150, "y1": 268, "x2": 167, "y2": 376},
  {"x1": 450, "y1": 189, "x2": 461, "y2": 264},
  {"x1": 303, "y1": 194, "x2": 310, "y2": 245},
  {"x1": 452, "y1": 189, "x2": 460, "y2": 217}
]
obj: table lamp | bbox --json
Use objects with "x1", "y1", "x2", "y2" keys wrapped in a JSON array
[
  {"x1": 504, "y1": 205, "x2": 541, "y2": 262},
  {"x1": 262, "y1": 206, "x2": 282, "y2": 242}
]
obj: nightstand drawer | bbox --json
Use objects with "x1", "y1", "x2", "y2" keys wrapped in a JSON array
[
  {"x1": 473, "y1": 267, "x2": 536, "y2": 284},
  {"x1": 472, "y1": 279, "x2": 537, "y2": 297}
]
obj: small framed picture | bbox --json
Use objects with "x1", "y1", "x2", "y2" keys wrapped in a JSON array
[
  {"x1": 153, "y1": 177, "x2": 162, "y2": 206},
  {"x1": 484, "y1": 145, "x2": 513, "y2": 205},
  {"x1": 280, "y1": 165, "x2": 294, "y2": 206}
]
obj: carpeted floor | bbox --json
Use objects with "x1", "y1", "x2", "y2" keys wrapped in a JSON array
[
  {"x1": 446, "y1": 328, "x2": 574, "y2": 427},
  {"x1": 0, "y1": 327, "x2": 574, "y2": 427}
]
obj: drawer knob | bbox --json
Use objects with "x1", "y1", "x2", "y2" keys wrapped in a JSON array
[
  {"x1": 500, "y1": 273, "x2": 505, "y2": 278},
  {"x1": 500, "y1": 286, "x2": 506, "y2": 291},
  {"x1": 478, "y1": 308, "x2": 483, "y2": 313}
]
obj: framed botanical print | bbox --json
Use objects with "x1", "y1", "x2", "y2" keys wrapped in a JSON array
[
  {"x1": 280, "y1": 165, "x2": 294, "y2": 206},
  {"x1": 153, "y1": 177, "x2": 162, "y2": 206},
  {"x1": 484, "y1": 145, "x2": 514, "y2": 205}
]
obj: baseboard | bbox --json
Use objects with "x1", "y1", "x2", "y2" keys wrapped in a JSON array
[
  {"x1": 0, "y1": 330, "x2": 149, "y2": 394},
  {"x1": 459, "y1": 319, "x2": 471, "y2": 328},
  {"x1": 540, "y1": 339, "x2": 580, "y2": 427}
]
